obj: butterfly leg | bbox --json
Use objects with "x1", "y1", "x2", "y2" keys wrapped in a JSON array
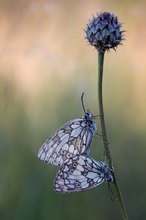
[
  {"x1": 107, "y1": 182, "x2": 115, "y2": 201},
  {"x1": 101, "y1": 150, "x2": 106, "y2": 161},
  {"x1": 95, "y1": 132, "x2": 103, "y2": 137}
]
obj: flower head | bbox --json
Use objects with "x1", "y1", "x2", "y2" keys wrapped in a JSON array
[{"x1": 85, "y1": 12, "x2": 124, "y2": 52}]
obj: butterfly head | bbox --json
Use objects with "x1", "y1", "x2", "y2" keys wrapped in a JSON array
[
  {"x1": 82, "y1": 111, "x2": 96, "y2": 124},
  {"x1": 101, "y1": 163, "x2": 114, "y2": 182},
  {"x1": 83, "y1": 111, "x2": 93, "y2": 119}
]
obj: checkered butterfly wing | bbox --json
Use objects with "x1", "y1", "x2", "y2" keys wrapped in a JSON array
[
  {"x1": 54, "y1": 155, "x2": 113, "y2": 193},
  {"x1": 38, "y1": 112, "x2": 96, "y2": 166}
]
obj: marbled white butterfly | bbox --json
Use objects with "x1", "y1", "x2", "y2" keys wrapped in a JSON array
[
  {"x1": 54, "y1": 155, "x2": 113, "y2": 193},
  {"x1": 38, "y1": 93, "x2": 96, "y2": 166}
]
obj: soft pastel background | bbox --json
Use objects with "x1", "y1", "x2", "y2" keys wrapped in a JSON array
[{"x1": 0, "y1": 0, "x2": 146, "y2": 220}]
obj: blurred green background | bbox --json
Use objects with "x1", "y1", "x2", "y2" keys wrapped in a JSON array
[{"x1": 0, "y1": 0, "x2": 146, "y2": 219}]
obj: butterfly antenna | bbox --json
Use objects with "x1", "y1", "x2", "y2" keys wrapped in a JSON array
[
  {"x1": 81, "y1": 92, "x2": 86, "y2": 113},
  {"x1": 107, "y1": 182, "x2": 115, "y2": 201},
  {"x1": 94, "y1": 114, "x2": 101, "y2": 119}
]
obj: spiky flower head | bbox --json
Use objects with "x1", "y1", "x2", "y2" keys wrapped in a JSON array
[{"x1": 85, "y1": 12, "x2": 124, "y2": 53}]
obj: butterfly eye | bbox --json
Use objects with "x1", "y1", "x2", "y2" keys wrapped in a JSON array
[
  {"x1": 72, "y1": 162, "x2": 77, "y2": 168},
  {"x1": 75, "y1": 181, "x2": 81, "y2": 188},
  {"x1": 88, "y1": 179, "x2": 94, "y2": 184},
  {"x1": 70, "y1": 169, "x2": 74, "y2": 174},
  {"x1": 66, "y1": 152, "x2": 72, "y2": 159},
  {"x1": 60, "y1": 149, "x2": 66, "y2": 155}
]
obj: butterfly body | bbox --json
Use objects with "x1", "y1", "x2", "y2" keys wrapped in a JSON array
[
  {"x1": 38, "y1": 111, "x2": 96, "y2": 166},
  {"x1": 54, "y1": 155, "x2": 113, "y2": 193}
]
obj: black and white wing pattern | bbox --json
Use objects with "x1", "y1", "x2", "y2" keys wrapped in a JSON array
[
  {"x1": 54, "y1": 155, "x2": 113, "y2": 193},
  {"x1": 38, "y1": 111, "x2": 96, "y2": 166}
]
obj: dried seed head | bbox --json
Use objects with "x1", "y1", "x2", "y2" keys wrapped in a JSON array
[{"x1": 85, "y1": 12, "x2": 124, "y2": 53}]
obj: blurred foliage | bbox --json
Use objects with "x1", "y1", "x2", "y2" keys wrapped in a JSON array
[{"x1": 0, "y1": 0, "x2": 146, "y2": 220}]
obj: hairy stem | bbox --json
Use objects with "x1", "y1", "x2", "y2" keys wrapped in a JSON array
[{"x1": 98, "y1": 51, "x2": 129, "y2": 220}]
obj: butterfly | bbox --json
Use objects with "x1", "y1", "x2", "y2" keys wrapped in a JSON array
[
  {"x1": 38, "y1": 93, "x2": 96, "y2": 166},
  {"x1": 54, "y1": 155, "x2": 113, "y2": 193}
]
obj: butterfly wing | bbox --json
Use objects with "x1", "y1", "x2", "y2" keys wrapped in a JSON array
[
  {"x1": 38, "y1": 118, "x2": 94, "y2": 166},
  {"x1": 54, "y1": 155, "x2": 106, "y2": 193}
]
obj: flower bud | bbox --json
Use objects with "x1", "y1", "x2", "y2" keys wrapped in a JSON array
[{"x1": 85, "y1": 12, "x2": 124, "y2": 52}]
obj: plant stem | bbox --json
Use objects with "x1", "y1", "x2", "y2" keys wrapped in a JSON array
[{"x1": 98, "y1": 51, "x2": 129, "y2": 220}]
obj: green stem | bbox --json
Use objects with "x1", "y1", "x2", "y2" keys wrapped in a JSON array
[{"x1": 98, "y1": 51, "x2": 129, "y2": 220}]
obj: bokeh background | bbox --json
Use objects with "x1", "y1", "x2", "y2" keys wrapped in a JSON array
[{"x1": 0, "y1": 0, "x2": 146, "y2": 219}]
